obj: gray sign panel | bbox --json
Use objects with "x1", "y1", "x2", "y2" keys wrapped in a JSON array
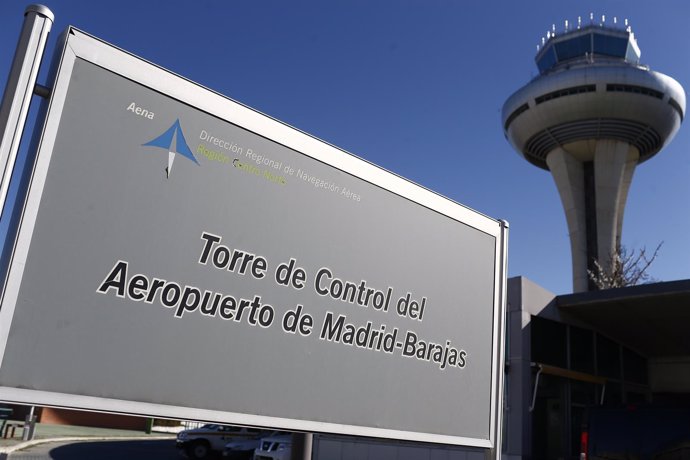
[{"x1": 0, "y1": 29, "x2": 506, "y2": 447}]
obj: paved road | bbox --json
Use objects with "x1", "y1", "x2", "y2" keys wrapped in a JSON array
[{"x1": 8, "y1": 439, "x2": 180, "y2": 460}]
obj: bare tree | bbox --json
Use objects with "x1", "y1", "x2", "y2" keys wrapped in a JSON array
[{"x1": 588, "y1": 242, "x2": 663, "y2": 290}]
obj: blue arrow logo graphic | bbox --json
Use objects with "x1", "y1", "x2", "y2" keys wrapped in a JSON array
[{"x1": 143, "y1": 119, "x2": 199, "y2": 178}]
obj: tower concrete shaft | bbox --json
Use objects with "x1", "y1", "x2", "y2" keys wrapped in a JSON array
[
  {"x1": 502, "y1": 20, "x2": 685, "y2": 292},
  {"x1": 546, "y1": 141, "x2": 637, "y2": 291}
]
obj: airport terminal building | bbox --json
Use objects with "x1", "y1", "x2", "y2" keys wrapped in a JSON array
[{"x1": 502, "y1": 277, "x2": 690, "y2": 459}]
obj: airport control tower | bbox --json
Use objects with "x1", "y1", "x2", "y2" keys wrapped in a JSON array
[{"x1": 503, "y1": 16, "x2": 685, "y2": 292}]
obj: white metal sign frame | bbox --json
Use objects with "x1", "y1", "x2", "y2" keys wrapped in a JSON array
[{"x1": 0, "y1": 28, "x2": 507, "y2": 451}]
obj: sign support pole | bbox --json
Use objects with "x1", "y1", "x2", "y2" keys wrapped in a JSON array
[
  {"x1": 0, "y1": 4, "x2": 53, "y2": 220},
  {"x1": 486, "y1": 220, "x2": 509, "y2": 460},
  {"x1": 291, "y1": 432, "x2": 313, "y2": 460}
]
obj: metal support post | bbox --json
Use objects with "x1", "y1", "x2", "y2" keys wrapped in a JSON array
[
  {"x1": 0, "y1": 4, "x2": 54, "y2": 219},
  {"x1": 145, "y1": 417, "x2": 153, "y2": 434},
  {"x1": 486, "y1": 220, "x2": 509, "y2": 460},
  {"x1": 291, "y1": 432, "x2": 313, "y2": 460},
  {"x1": 22, "y1": 405, "x2": 36, "y2": 441}
]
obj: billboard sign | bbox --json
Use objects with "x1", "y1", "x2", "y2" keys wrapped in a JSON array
[{"x1": 0, "y1": 28, "x2": 507, "y2": 448}]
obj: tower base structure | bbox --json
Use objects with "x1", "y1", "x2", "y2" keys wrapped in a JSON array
[{"x1": 546, "y1": 141, "x2": 637, "y2": 292}]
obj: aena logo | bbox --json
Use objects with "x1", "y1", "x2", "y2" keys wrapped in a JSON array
[{"x1": 143, "y1": 119, "x2": 199, "y2": 178}]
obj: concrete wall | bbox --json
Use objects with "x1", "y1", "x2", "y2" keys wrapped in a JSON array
[
  {"x1": 39, "y1": 407, "x2": 147, "y2": 431},
  {"x1": 503, "y1": 277, "x2": 557, "y2": 460},
  {"x1": 649, "y1": 356, "x2": 690, "y2": 393}
]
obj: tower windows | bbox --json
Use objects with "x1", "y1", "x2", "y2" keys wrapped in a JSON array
[
  {"x1": 606, "y1": 83, "x2": 663, "y2": 99},
  {"x1": 535, "y1": 85, "x2": 596, "y2": 105}
]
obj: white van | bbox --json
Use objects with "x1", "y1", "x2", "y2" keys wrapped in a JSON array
[{"x1": 176, "y1": 424, "x2": 265, "y2": 459}]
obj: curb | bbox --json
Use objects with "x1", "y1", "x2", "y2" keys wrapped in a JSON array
[{"x1": 0, "y1": 434, "x2": 174, "y2": 456}]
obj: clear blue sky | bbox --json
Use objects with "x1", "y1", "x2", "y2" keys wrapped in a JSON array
[{"x1": 1, "y1": 0, "x2": 688, "y2": 295}]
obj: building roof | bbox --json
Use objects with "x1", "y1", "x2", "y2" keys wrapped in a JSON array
[{"x1": 557, "y1": 279, "x2": 690, "y2": 357}]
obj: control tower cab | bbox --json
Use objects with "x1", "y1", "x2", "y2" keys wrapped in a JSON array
[{"x1": 503, "y1": 18, "x2": 685, "y2": 292}]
